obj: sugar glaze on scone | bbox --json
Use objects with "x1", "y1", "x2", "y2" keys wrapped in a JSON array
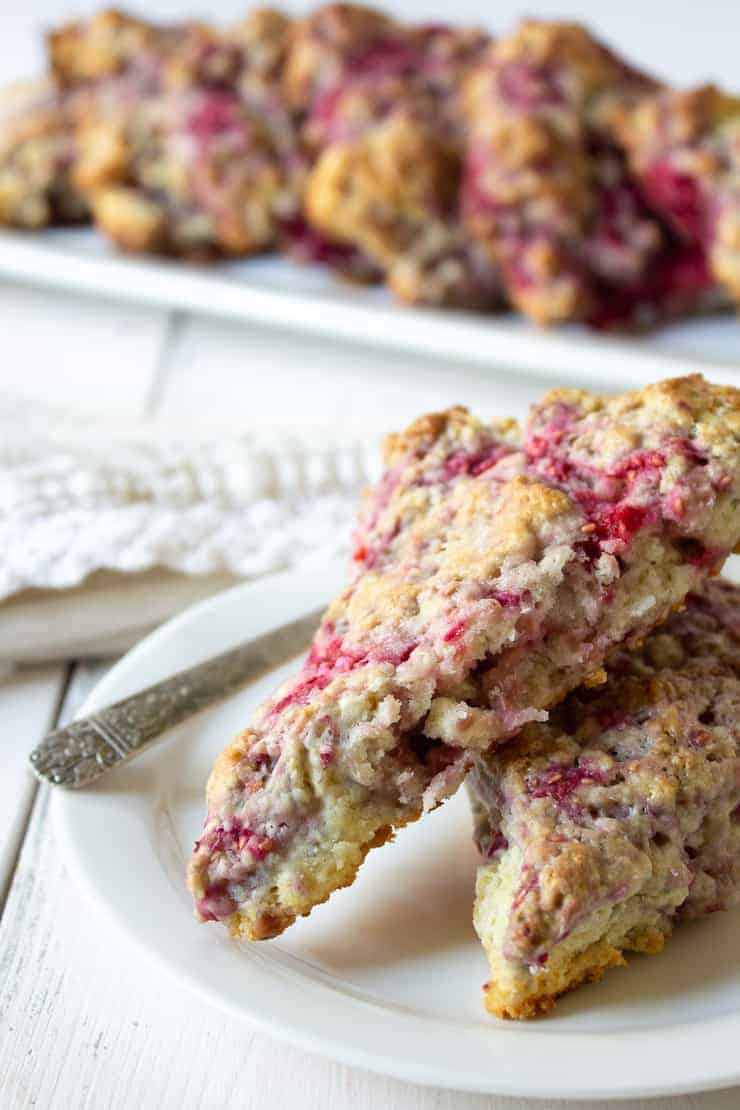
[
  {"x1": 470, "y1": 578, "x2": 740, "y2": 1019},
  {"x1": 188, "y1": 376, "x2": 740, "y2": 941}
]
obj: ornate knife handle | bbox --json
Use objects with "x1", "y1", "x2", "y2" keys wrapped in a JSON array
[{"x1": 29, "y1": 608, "x2": 322, "y2": 789}]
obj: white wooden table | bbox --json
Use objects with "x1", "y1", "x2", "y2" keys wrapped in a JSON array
[{"x1": 0, "y1": 278, "x2": 738, "y2": 1110}]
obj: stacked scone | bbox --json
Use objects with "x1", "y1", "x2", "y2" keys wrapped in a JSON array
[
  {"x1": 188, "y1": 373, "x2": 740, "y2": 1017},
  {"x1": 2, "y1": 4, "x2": 739, "y2": 330}
]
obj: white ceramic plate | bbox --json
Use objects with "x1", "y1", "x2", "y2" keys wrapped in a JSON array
[
  {"x1": 2, "y1": 227, "x2": 740, "y2": 389},
  {"x1": 55, "y1": 564, "x2": 740, "y2": 1100}
]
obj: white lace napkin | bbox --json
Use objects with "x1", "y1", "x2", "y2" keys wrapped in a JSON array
[{"x1": 0, "y1": 394, "x2": 381, "y2": 662}]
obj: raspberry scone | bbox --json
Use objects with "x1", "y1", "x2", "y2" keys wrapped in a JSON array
[
  {"x1": 78, "y1": 86, "x2": 293, "y2": 258},
  {"x1": 462, "y1": 21, "x2": 722, "y2": 328},
  {"x1": 618, "y1": 85, "x2": 740, "y2": 305},
  {"x1": 189, "y1": 375, "x2": 740, "y2": 941},
  {"x1": 470, "y1": 578, "x2": 740, "y2": 1019},
  {"x1": 46, "y1": 10, "x2": 299, "y2": 258},
  {"x1": 284, "y1": 4, "x2": 502, "y2": 307},
  {"x1": 305, "y1": 110, "x2": 505, "y2": 309},
  {"x1": 0, "y1": 10, "x2": 189, "y2": 229},
  {"x1": 0, "y1": 82, "x2": 88, "y2": 228}
]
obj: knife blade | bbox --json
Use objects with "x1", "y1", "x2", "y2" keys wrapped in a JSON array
[{"x1": 29, "y1": 607, "x2": 323, "y2": 789}]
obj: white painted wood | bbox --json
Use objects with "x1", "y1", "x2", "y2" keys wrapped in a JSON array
[
  {"x1": 0, "y1": 664, "x2": 65, "y2": 904},
  {"x1": 157, "y1": 314, "x2": 545, "y2": 438},
  {"x1": 0, "y1": 279, "x2": 167, "y2": 412}
]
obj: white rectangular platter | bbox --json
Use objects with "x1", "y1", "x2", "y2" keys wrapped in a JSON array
[{"x1": 1, "y1": 226, "x2": 739, "y2": 389}]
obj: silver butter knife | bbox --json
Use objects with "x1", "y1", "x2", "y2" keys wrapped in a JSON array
[{"x1": 29, "y1": 607, "x2": 323, "y2": 789}]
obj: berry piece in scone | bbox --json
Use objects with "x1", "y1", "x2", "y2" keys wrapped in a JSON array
[
  {"x1": 0, "y1": 8, "x2": 180, "y2": 231},
  {"x1": 462, "y1": 20, "x2": 722, "y2": 328},
  {"x1": 469, "y1": 578, "x2": 740, "y2": 1019},
  {"x1": 281, "y1": 3, "x2": 398, "y2": 115},
  {"x1": 618, "y1": 85, "x2": 740, "y2": 307},
  {"x1": 188, "y1": 375, "x2": 740, "y2": 941}
]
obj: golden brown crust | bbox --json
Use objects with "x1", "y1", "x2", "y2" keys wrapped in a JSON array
[
  {"x1": 0, "y1": 81, "x2": 89, "y2": 228},
  {"x1": 471, "y1": 576, "x2": 740, "y2": 1018},
  {"x1": 484, "y1": 941, "x2": 627, "y2": 1020},
  {"x1": 47, "y1": 9, "x2": 158, "y2": 87},
  {"x1": 305, "y1": 113, "x2": 459, "y2": 269},
  {"x1": 282, "y1": 3, "x2": 395, "y2": 110}
]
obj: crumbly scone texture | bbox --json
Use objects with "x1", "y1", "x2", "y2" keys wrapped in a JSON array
[
  {"x1": 47, "y1": 8, "x2": 164, "y2": 87},
  {"x1": 281, "y1": 2, "x2": 397, "y2": 113},
  {"x1": 0, "y1": 7, "x2": 179, "y2": 231},
  {"x1": 298, "y1": 10, "x2": 501, "y2": 306},
  {"x1": 295, "y1": 10, "x2": 503, "y2": 308},
  {"x1": 61, "y1": 11, "x2": 299, "y2": 259},
  {"x1": 188, "y1": 375, "x2": 740, "y2": 941},
  {"x1": 79, "y1": 85, "x2": 294, "y2": 258},
  {"x1": 0, "y1": 81, "x2": 88, "y2": 228},
  {"x1": 470, "y1": 577, "x2": 740, "y2": 1019},
  {"x1": 461, "y1": 20, "x2": 722, "y2": 328},
  {"x1": 617, "y1": 85, "x2": 740, "y2": 305}
]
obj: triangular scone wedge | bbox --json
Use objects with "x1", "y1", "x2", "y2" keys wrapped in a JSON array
[
  {"x1": 470, "y1": 578, "x2": 740, "y2": 1019},
  {"x1": 189, "y1": 375, "x2": 740, "y2": 940}
]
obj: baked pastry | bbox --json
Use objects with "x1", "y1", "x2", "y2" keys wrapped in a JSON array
[
  {"x1": 618, "y1": 85, "x2": 740, "y2": 305},
  {"x1": 77, "y1": 87, "x2": 293, "y2": 258},
  {"x1": 470, "y1": 577, "x2": 740, "y2": 1019},
  {"x1": 281, "y1": 2, "x2": 397, "y2": 116},
  {"x1": 31, "y1": 8, "x2": 299, "y2": 257},
  {"x1": 462, "y1": 21, "x2": 722, "y2": 328},
  {"x1": 297, "y1": 9, "x2": 502, "y2": 307},
  {"x1": 189, "y1": 375, "x2": 740, "y2": 941},
  {"x1": 47, "y1": 8, "x2": 168, "y2": 88},
  {"x1": 0, "y1": 82, "x2": 88, "y2": 228}
]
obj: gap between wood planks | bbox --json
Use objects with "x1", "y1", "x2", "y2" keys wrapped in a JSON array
[{"x1": 0, "y1": 664, "x2": 72, "y2": 915}]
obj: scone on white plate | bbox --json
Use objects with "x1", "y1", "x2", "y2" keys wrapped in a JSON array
[
  {"x1": 189, "y1": 375, "x2": 740, "y2": 942},
  {"x1": 470, "y1": 578, "x2": 740, "y2": 1018}
]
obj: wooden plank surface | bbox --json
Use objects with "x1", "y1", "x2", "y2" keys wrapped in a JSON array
[
  {"x1": 0, "y1": 280, "x2": 167, "y2": 412},
  {"x1": 0, "y1": 665, "x2": 66, "y2": 905},
  {"x1": 156, "y1": 315, "x2": 547, "y2": 437}
]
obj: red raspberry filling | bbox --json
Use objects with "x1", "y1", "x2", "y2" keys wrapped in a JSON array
[
  {"x1": 196, "y1": 818, "x2": 274, "y2": 862},
  {"x1": 528, "y1": 763, "x2": 609, "y2": 803},
  {"x1": 281, "y1": 216, "x2": 378, "y2": 271},
  {"x1": 271, "y1": 624, "x2": 417, "y2": 714},
  {"x1": 497, "y1": 61, "x2": 563, "y2": 111},
  {"x1": 185, "y1": 89, "x2": 242, "y2": 143},
  {"x1": 527, "y1": 420, "x2": 716, "y2": 557},
  {"x1": 196, "y1": 881, "x2": 236, "y2": 922},
  {"x1": 641, "y1": 161, "x2": 710, "y2": 244},
  {"x1": 438, "y1": 443, "x2": 512, "y2": 480}
]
